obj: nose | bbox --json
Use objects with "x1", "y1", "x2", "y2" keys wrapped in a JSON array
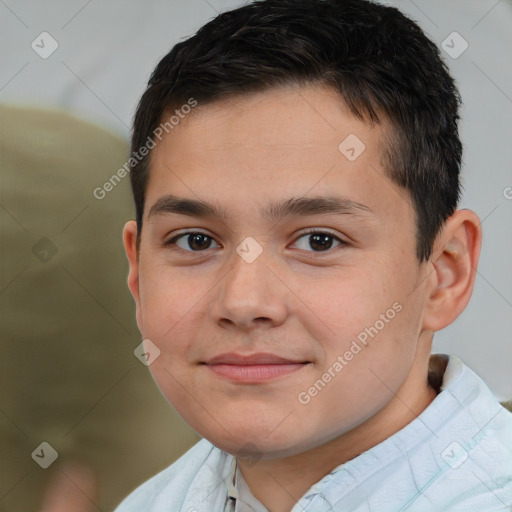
[{"x1": 209, "y1": 241, "x2": 288, "y2": 331}]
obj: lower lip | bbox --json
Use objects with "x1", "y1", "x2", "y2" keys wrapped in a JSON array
[{"x1": 206, "y1": 363, "x2": 307, "y2": 382}]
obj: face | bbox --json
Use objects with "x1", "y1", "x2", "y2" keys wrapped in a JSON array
[{"x1": 124, "y1": 84, "x2": 433, "y2": 460}]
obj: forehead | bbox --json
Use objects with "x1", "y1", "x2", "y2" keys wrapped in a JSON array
[{"x1": 145, "y1": 84, "x2": 412, "y2": 226}]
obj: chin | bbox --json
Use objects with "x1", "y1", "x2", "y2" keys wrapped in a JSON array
[{"x1": 204, "y1": 426, "x2": 316, "y2": 461}]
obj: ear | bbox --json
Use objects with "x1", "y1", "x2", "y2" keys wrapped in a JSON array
[
  {"x1": 422, "y1": 209, "x2": 482, "y2": 332},
  {"x1": 123, "y1": 220, "x2": 143, "y2": 332}
]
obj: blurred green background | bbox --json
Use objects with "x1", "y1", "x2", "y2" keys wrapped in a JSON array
[{"x1": 0, "y1": 105, "x2": 201, "y2": 512}]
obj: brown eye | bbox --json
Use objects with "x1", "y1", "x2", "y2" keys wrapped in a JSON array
[
  {"x1": 166, "y1": 232, "x2": 220, "y2": 252},
  {"x1": 293, "y1": 231, "x2": 345, "y2": 252}
]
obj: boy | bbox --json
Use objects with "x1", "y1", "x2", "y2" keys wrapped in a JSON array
[{"x1": 116, "y1": 0, "x2": 512, "y2": 510}]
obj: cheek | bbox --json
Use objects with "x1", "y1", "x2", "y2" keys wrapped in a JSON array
[
  {"x1": 138, "y1": 262, "x2": 201, "y2": 336},
  {"x1": 311, "y1": 266, "x2": 392, "y2": 337},
  {"x1": 137, "y1": 264, "x2": 213, "y2": 375},
  {"x1": 313, "y1": 263, "x2": 419, "y2": 376}
]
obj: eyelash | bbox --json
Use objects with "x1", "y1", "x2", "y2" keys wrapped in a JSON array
[{"x1": 164, "y1": 229, "x2": 347, "y2": 255}]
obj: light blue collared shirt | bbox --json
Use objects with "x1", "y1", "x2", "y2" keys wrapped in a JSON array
[{"x1": 114, "y1": 355, "x2": 512, "y2": 511}]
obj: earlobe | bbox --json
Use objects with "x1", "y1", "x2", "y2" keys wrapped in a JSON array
[
  {"x1": 422, "y1": 209, "x2": 482, "y2": 332},
  {"x1": 122, "y1": 220, "x2": 143, "y2": 331}
]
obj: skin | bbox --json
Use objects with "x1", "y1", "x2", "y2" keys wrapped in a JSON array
[{"x1": 119, "y1": 84, "x2": 481, "y2": 512}]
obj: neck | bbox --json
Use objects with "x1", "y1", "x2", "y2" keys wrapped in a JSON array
[{"x1": 237, "y1": 352, "x2": 440, "y2": 512}]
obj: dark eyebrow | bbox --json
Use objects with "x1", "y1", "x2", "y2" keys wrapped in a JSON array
[{"x1": 147, "y1": 194, "x2": 373, "y2": 222}]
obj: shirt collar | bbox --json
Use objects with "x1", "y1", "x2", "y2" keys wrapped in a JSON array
[{"x1": 226, "y1": 455, "x2": 270, "y2": 511}]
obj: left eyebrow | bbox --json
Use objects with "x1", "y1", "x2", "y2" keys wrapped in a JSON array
[{"x1": 147, "y1": 194, "x2": 374, "y2": 222}]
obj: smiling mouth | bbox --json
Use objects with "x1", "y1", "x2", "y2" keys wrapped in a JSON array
[{"x1": 201, "y1": 352, "x2": 310, "y2": 383}]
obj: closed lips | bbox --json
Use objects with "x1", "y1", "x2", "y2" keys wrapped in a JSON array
[{"x1": 204, "y1": 353, "x2": 309, "y2": 365}]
